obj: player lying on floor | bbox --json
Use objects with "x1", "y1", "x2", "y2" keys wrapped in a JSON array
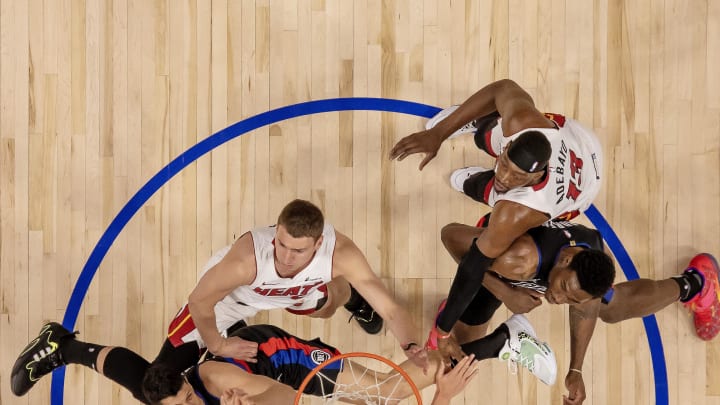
[{"x1": 14, "y1": 317, "x2": 556, "y2": 405}]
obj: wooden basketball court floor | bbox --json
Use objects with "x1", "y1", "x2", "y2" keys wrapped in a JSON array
[{"x1": 1, "y1": 1, "x2": 719, "y2": 404}]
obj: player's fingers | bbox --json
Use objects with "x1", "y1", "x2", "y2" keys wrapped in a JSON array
[
  {"x1": 528, "y1": 290, "x2": 544, "y2": 298},
  {"x1": 455, "y1": 354, "x2": 473, "y2": 370},
  {"x1": 389, "y1": 137, "x2": 414, "y2": 158},
  {"x1": 459, "y1": 355, "x2": 476, "y2": 373},
  {"x1": 464, "y1": 363, "x2": 479, "y2": 381},
  {"x1": 418, "y1": 152, "x2": 437, "y2": 170},
  {"x1": 452, "y1": 347, "x2": 468, "y2": 362},
  {"x1": 435, "y1": 360, "x2": 446, "y2": 378}
]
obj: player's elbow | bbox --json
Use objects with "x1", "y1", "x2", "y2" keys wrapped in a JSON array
[
  {"x1": 495, "y1": 78, "x2": 520, "y2": 90},
  {"x1": 187, "y1": 289, "x2": 213, "y2": 314},
  {"x1": 492, "y1": 79, "x2": 526, "y2": 98},
  {"x1": 440, "y1": 223, "x2": 464, "y2": 248}
]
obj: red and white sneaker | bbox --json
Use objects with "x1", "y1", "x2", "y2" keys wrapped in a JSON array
[
  {"x1": 682, "y1": 253, "x2": 720, "y2": 340},
  {"x1": 425, "y1": 299, "x2": 447, "y2": 350}
]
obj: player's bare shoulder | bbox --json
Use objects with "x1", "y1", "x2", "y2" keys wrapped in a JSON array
[
  {"x1": 221, "y1": 231, "x2": 258, "y2": 284},
  {"x1": 330, "y1": 230, "x2": 370, "y2": 276},
  {"x1": 332, "y1": 230, "x2": 360, "y2": 258}
]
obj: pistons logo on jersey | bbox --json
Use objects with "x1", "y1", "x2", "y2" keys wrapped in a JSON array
[
  {"x1": 252, "y1": 280, "x2": 325, "y2": 300},
  {"x1": 311, "y1": 349, "x2": 332, "y2": 365}
]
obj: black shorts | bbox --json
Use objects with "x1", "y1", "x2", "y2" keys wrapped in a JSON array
[{"x1": 212, "y1": 324, "x2": 343, "y2": 396}]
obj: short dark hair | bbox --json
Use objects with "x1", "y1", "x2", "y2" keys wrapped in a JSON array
[
  {"x1": 142, "y1": 363, "x2": 184, "y2": 404},
  {"x1": 569, "y1": 249, "x2": 616, "y2": 297},
  {"x1": 277, "y1": 199, "x2": 324, "y2": 240},
  {"x1": 506, "y1": 131, "x2": 551, "y2": 173}
]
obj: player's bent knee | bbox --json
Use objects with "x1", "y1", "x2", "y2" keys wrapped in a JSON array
[
  {"x1": 440, "y1": 223, "x2": 464, "y2": 243},
  {"x1": 598, "y1": 307, "x2": 623, "y2": 324}
]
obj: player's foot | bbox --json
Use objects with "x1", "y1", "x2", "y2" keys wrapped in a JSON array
[
  {"x1": 11, "y1": 322, "x2": 77, "y2": 396},
  {"x1": 345, "y1": 293, "x2": 384, "y2": 335},
  {"x1": 425, "y1": 299, "x2": 448, "y2": 350},
  {"x1": 425, "y1": 105, "x2": 478, "y2": 140},
  {"x1": 450, "y1": 167, "x2": 489, "y2": 193},
  {"x1": 497, "y1": 314, "x2": 557, "y2": 385},
  {"x1": 682, "y1": 253, "x2": 720, "y2": 340}
]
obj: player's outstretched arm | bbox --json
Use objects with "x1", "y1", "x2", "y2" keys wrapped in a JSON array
[
  {"x1": 200, "y1": 361, "x2": 296, "y2": 405},
  {"x1": 188, "y1": 233, "x2": 258, "y2": 359},
  {"x1": 389, "y1": 79, "x2": 552, "y2": 170},
  {"x1": 333, "y1": 232, "x2": 428, "y2": 370},
  {"x1": 564, "y1": 300, "x2": 600, "y2": 405}
]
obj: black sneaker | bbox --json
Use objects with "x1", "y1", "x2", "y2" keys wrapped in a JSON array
[
  {"x1": 345, "y1": 301, "x2": 384, "y2": 335},
  {"x1": 11, "y1": 322, "x2": 76, "y2": 396}
]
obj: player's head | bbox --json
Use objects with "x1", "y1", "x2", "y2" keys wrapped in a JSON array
[
  {"x1": 275, "y1": 199, "x2": 325, "y2": 275},
  {"x1": 142, "y1": 363, "x2": 203, "y2": 405},
  {"x1": 494, "y1": 131, "x2": 551, "y2": 193},
  {"x1": 546, "y1": 249, "x2": 615, "y2": 305}
]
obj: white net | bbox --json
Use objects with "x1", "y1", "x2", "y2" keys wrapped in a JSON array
[{"x1": 295, "y1": 353, "x2": 422, "y2": 405}]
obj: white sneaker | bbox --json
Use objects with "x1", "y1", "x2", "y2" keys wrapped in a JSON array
[
  {"x1": 498, "y1": 314, "x2": 557, "y2": 386},
  {"x1": 425, "y1": 105, "x2": 478, "y2": 139},
  {"x1": 449, "y1": 167, "x2": 489, "y2": 193}
]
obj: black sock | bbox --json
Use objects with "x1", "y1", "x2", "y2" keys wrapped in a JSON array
[
  {"x1": 344, "y1": 286, "x2": 364, "y2": 311},
  {"x1": 59, "y1": 338, "x2": 105, "y2": 370},
  {"x1": 103, "y1": 347, "x2": 151, "y2": 403},
  {"x1": 460, "y1": 324, "x2": 509, "y2": 361},
  {"x1": 673, "y1": 268, "x2": 704, "y2": 302}
]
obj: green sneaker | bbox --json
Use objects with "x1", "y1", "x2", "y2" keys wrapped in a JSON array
[{"x1": 497, "y1": 314, "x2": 557, "y2": 385}]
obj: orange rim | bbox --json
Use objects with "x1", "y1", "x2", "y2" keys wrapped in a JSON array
[{"x1": 293, "y1": 351, "x2": 423, "y2": 404}]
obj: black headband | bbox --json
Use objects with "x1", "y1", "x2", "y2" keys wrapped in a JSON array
[{"x1": 506, "y1": 131, "x2": 551, "y2": 173}]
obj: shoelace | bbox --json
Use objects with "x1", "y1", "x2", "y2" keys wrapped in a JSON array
[
  {"x1": 347, "y1": 307, "x2": 375, "y2": 323},
  {"x1": 33, "y1": 349, "x2": 64, "y2": 376},
  {"x1": 458, "y1": 121, "x2": 477, "y2": 133}
]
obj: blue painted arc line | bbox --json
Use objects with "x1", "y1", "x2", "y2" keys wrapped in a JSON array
[{"x1": 52, "y1": 98, "x2": 667, "y2": 405}]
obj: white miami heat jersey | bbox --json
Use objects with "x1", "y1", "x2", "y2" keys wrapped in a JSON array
[
  {"x1": 215, "y1": 223, "x2": 337, "y2": 312},
  {"x1": 487, "y1": 113, "x2": 603, "y2": 221}
]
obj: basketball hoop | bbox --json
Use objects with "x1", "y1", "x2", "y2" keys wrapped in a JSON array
[{"x1": 294, "y1": 352, "x2": 423, "y2": 404}]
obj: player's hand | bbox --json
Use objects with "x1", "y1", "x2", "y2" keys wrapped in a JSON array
[
  {"x1": 436, "y1": 333, "x2": 467, "y2": 364},
  {"x1": 563, "y1": 370, "x2": 586, "y2": 405},
  {"x1": 432, "y1": 355, "x2": 479, "y2": 405},
  {"x1": 389, "y1": 129, "x2": 445, "y2": 170},
  {"x1": 213, "y1": 336, "x2": 258, "y2": 362},
  {"x1": 502, "y1": 287, "x2": 543, "y2": 314},
  {"x1": 404, "y1": 344, "x2": 430, "y2": 374},
  {"x1": 220, "y1": 388, "x2": 255, "y2": 405}
]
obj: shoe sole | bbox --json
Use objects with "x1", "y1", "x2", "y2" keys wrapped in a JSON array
[
  {"x1": 425, "y1": 106, "x2": 459, "y2": 130},
  {"x1": 449, "y1": 167, "x2": 489, "y2": 193}
]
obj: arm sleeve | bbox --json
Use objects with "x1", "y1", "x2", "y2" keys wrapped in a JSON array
[{"x1": 436, "y1": 239, "x2": 494, "y2": 332}]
